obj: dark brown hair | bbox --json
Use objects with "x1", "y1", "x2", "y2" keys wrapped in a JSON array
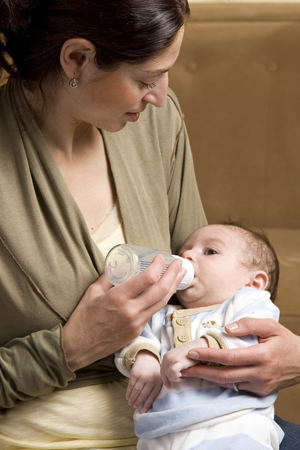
[
  {"x1": 222, "y1": 221, "x2": 280, "y2": 302},
  {"x1": 0, "y1": 0, "x2": 190, "y2": 86}
]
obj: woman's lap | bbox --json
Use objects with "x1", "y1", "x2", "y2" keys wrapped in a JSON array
[
  {"x1": 275, "y1": 416, "x2": 300, "y2": 450},
  {"x1": 0, "y1": 381, "x2": 137, "y2": 449}
]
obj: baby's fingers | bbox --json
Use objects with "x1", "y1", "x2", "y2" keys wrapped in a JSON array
[
  {"x1": 168, "y1": 361, "x2": 184, "y2": 381},
  {"x1": 160, "y1": 365, "x2": 171, "y2": 388},
  {"x1": 126, "y1": 379, "x2": 142, "y2": 405},
  {"x1": 161, "y1": 360, "x2": 183, "y2": 383},
  {"x1": 126, "y1": 379, "x2": 150, "y2": 408},
  {"x1": 142, "y1": 381, "x2": 163, "y2": 412}
]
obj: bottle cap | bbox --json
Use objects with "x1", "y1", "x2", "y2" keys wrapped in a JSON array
[{"x1": 173, "y1": 256, "x2": 194, "y2": 290}]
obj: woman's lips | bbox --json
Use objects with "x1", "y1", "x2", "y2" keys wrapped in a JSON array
[{"x1": 126, "y1": 112, "x2": 140, "y2": 122}]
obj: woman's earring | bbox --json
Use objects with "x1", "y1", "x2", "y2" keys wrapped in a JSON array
[{"x1": 69, "y1": 76, "x2": 79, "y2": 88}]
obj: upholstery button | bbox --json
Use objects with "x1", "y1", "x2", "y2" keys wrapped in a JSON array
[
  {"x1": 186, "y1": 60, "x2": 199, "y2": 73},
  {"x1": 178, "y1": 334, "x2": 189, "y2": 342},
  {"x1": 176, "y1": 318, "x2": 188, "y2": 326},
  {"x1": 266, "y1": 61, "x2": 279, "y2": 73}
]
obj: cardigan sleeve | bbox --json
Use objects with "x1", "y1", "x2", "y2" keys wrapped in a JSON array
[
  {"x1": 165, "y1": 91, "x2": 207, "y2": 255},
  {"x1": 0, "y1": 325, "x2": 75, "y2": 410}
]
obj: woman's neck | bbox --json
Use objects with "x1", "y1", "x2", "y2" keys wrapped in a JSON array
[
  {"x1": 22, "y1": 82, "x2": 116, "y2": 233},
  {"x1": 22, "y1": 82, "x2": 97, "y2": 160}
]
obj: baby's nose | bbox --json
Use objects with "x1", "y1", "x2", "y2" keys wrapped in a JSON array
[{"x1": 180, "y1": 250, "x2": 194, "y2": 261}]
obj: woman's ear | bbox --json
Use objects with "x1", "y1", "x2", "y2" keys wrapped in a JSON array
[
  {"x1": 60, "y1": 38, "x2": 96, "y2": 80},
  {"x1": 247, "y1": 271, "x2": 269, "y2": 291}
]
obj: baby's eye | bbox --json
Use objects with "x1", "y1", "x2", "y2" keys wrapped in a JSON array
[{"x1": 205, "y1": 248, "x2": 217, "y2": 255}]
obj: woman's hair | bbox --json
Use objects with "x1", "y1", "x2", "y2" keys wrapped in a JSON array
[
  {"x1": 0, "y1": 0, "x2": 190, "y2": 87},
  {"x1": 222, "y1": 221, "x2": 280, "y2": 302}
]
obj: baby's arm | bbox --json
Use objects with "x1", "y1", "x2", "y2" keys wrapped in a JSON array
[
  {"x1": 126, "y1": 350, "x2": 162, "y2": 412},
  {"x1": 161, "y1": 337, "x2": 208, "y2": 388},
  {"x1": 114, "y1": 321, "x2": 163, "y2": 412}
]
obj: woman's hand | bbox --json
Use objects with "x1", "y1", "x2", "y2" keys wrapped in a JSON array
[
  {"x1": 62, "y1": 255, "x2": 186, "y2": 372},
  {"x1": 126, "y1": 350, "x2": 162, "y2": 412},
  {"x1": 181, "y1": 318, "x2": 300, "y2": 395}
]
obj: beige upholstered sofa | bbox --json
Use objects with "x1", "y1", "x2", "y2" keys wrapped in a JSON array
[{"x1": 169, "y1": 0, "x2": 300, "y2": 425}]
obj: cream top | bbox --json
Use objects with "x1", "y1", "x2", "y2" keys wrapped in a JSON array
[{"x1": 91, "y1": 200, "x2": 126, "y2": 258}]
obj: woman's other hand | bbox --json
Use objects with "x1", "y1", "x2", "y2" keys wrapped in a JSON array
[
  {"x1": 181, "y1": 318, "x2": 300, "y2": 395},
  {"x1": 62, "y1": 255, "x2": 186, "y2": 372}
]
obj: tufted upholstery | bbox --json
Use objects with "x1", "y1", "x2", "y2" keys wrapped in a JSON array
[{"x1": 169, "y1": 0, "x2": 300, "y2": 425}]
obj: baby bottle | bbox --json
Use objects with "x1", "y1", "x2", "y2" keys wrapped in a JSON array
[{"x1": 104, "y1": 244, "x2": 194, "y2": 290}]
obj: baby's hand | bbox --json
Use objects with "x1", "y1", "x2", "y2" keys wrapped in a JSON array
[
  {"x1": 161, "y1": 338, "x2": 208, "y2": 388},
  {"x1": 126, "y1": 350, "x2": 162, "y2": 412}
]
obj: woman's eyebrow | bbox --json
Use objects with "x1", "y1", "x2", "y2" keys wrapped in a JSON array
[{"x1": 144, "y1": 68, "x2": 170, "y2": 74}]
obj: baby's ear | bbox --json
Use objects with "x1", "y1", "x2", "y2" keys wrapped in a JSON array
[{"x1": 247, "y1": 271, "x2": 269, "y2": 291}]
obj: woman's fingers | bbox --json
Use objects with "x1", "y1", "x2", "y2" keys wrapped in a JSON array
[
  {"x1": 186, "y1": 345, "x2": 260, "y2": 367},
  {"x1": 111, "y1": 255, "x2": 185, "y2": 323},
  {"x1": 181, "y1": 358, "x2": 273, "y2": 395},
  {"x1": 182, "y1": 318, "x2": 300, "y2": 395},
  {"x1": 116, "y1": 254, "x2": 184, "y2": 303},
  {"x1": 137, "y1": 257, "x2": 186, "y2": 316},
  {"x1": 184, "y1": 318, "x2": 284, "y2": 369},
  {"x1": 224, "y1": 317, "x2": 282, "y2": 340}
]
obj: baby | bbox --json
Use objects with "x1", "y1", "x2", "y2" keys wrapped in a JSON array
[{"x1": 115, "y1": 223, "x2": 284, "y2": 450}]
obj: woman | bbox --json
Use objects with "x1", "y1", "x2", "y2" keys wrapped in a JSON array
[
  {"x1": 0, "y1": 0, "x2": 206, "y2": 448},
  {"x1": 0, "y1": 0, "x2": 298, "y2": 449}
]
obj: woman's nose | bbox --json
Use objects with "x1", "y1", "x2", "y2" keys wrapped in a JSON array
[{"x1": 142, "y1": 73, "x2": 169, "y2": 107}]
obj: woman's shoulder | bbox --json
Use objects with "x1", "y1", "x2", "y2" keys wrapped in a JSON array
[
  {"x1": 105, "y1": 87, "x2": 185, "y2": 160},
  {"x1": 165, "y1": 87, "x2": 183, "y2": 115},
  {"x1": 148, "y1": 87, "x2": 183, "y2": 125},
  {"x1": 136, "y1": 87, "x2": 185, "y2": 148},
  {"x1": 125, "y1": 87, "x2": 184, "y2": 134}
]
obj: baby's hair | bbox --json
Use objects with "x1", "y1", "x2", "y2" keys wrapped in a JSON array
[{"x1": 221, "y1": 221, "x2": 279, "y2": 302}]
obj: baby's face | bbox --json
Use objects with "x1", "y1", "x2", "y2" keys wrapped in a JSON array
[{"x1": 176, "y1": 225, "x2": 255, "y2": 308}]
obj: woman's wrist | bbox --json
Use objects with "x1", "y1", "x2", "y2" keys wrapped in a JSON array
[{"x1": 61, "y1": 321, "x2": 98, "y2": 372}]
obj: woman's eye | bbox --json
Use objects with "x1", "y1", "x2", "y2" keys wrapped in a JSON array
[
  {"x1": 142, "y1": 81, "x2": 157, "y2": 90},
  {"x1": 205, "y1": 249, "x2": 217, "y2": 255}
]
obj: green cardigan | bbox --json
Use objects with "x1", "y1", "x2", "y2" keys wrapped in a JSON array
[{"x1": 0, "y1": 79, "x2": 207, "y2": 411}]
